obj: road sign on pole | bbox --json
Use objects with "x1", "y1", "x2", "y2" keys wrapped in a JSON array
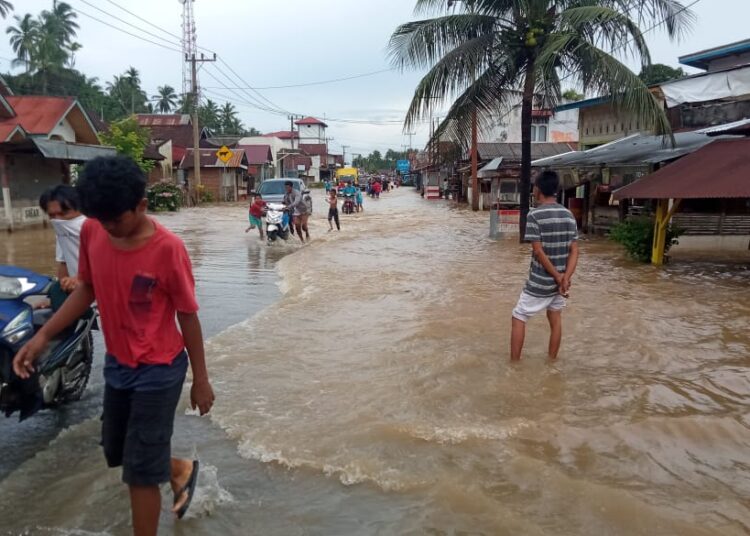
[{"x1": 216, "y1": 145, "x2": 234, "y2": 164}]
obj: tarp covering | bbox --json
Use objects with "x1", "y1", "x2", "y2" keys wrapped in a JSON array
[
  {"x1": 614, "y1": 138, "x2": 750, "y2": 199},
  {"x1": 32, "y1": 139, "x2": 117, "y2": 162},
  {"x1": 660, "y1": 65, "x2": 750, "y2": 108}
]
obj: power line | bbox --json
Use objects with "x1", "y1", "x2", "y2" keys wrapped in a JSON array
[
  {"x1": 70, "y1": 6, "x2": 182, "y2": 53},
  {"x1": 204, "y1": 68, "x2": 396, "y2": 90},
  {"x1": 75, "y1": 0, "x2": 183, "y2": 50}
]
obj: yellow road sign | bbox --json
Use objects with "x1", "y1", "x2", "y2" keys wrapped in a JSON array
[{"x1": 216, "y1": 145, "x2": 234, "y2": 164}]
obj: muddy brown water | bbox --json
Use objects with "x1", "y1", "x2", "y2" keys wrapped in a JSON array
[{"x1": 1, "y1": 189, "x2": 749, "y2": 535}]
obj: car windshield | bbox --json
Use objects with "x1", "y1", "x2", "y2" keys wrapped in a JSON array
[{"x1": 258, "y1": 181, "x2": 300, "y2": 195}]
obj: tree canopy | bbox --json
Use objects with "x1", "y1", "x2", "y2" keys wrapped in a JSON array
[
  {"x1": 353, "y1": 149, "x2": 410, "y2": 172},
  {"x1": 639, "y1": 63, "x2": 686, "y2": 86}
]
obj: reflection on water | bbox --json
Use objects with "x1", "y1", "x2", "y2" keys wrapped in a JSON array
[{"x1": 1, "y1": 192, "x2": 749, "y2": 535}]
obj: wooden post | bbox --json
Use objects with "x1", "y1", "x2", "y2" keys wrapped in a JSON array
[
  {"x1": 471, "y1": 109, "x2": 479, "y2": 211},
  {"x1": 0, "y1": 154, "x2": 12, "y2": 231}
]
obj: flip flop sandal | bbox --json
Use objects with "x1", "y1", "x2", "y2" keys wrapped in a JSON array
[{"x1": 174, "y1": 460, "x2": 200, "y2": 520}]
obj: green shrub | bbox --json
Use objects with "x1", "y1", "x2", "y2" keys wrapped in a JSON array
[
  {"x1": 609, "y1": 217, "x2": 682, "y2": 263},
  {"x1": 147, "y1": 181, "x2": 182, "y2": 212}
]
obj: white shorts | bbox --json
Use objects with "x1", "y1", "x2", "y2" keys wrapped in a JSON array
[{"x1": 512, "y1": 291, "x2": 566, "y2": 323}]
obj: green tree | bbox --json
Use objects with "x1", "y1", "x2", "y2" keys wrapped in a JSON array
[
  {"x1": 99, "y1": 116, "x2": 155, "y2": 173},
  {"x1": 198, "y1": 99, "x2": 220, "y2": 131},
  {"x1": 639, "y1": 63, "x2": 686, "y2": 86},
  {"x1": 219, "y1": 102, "x2": 242, "y2": 134},
  {"x1": 107, "y1": 68, "x2": 148, "y2": 115},
  {"x1": 0, "y1": 1, "x2": 13, "y2": 19},
  {"x1": 390, "y1": 0, "x2": 694, "y2": 239},
  {"x1": 154, "y1": 85, "x2": 178, "y2": 113},
  {"x1": 6, "y1": 13, "x2": 37, "y2": 72},
  {"x1": 562, "y1": 88, "x2": 584, "y2": 101}
]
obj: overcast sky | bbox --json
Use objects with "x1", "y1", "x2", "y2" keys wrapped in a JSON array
[{"x1": 1, "y1": 0, "x2": 748, "y2": 156}]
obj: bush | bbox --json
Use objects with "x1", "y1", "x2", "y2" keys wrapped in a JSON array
[
  {"x1": 196, "y1": 184, "x2": 214, "y2": 203},
  {"x1": 609, "y1": 217, "x2": 682, "y2": 263},
  {"x1": 147, "y1": 181, "x2": 182, "y2": 212}
]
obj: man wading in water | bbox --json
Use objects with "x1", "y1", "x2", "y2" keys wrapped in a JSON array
[
  {"x1": 510, "y1": 170, "x2": 579, "y2": 360},
  {"x1": 14, "y1": 156, "x2": 215, "y2": 536}
]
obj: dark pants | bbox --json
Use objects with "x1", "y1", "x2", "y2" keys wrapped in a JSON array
[
  {"x1": 101, "y1": 379, "x2": 184, "y2": 486},
  {"x1": 328, "y1": 208, "x2": 340, "y2": 230}
]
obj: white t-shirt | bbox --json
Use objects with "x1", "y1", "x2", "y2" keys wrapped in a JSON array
[{"x1": 52, "y1": 215, "x2": 86, "y2": 277}]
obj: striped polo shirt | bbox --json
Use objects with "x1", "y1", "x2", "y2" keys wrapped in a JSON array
[{"x1": 524, "y1": 203, "x2": 578, "y2": 297}]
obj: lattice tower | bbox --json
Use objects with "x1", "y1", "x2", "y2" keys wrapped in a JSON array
[{"x1": 180, "y1": 0, "x2": 198, "y2": 99}]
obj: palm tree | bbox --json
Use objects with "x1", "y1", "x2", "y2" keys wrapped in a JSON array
[
  {"x1": 46, "y1": 1, "x2": 78, "y2": 43},
  {"x1": 220, "y1": 102, "x2": 239, "y2": 133},
  {"x1": 0, "y1": 1, "x2": 13, "y2": 19},
  {"x1": 66, "y1": 41, "x2": 81, "y2": 68},
  {"x1": 199, "y1": 99, "x2": 220, "y2": 131},
  {"x1": 6, "y1": 13, "x2": 37, "y2": 72},
  {"x1": 155, "y1": 85, "x2": 178, "y2": 113},
  {"x1": 124, "y1": 66, "x2": 141, "y2": 88},
  {"x1": 390, "y1": 0, "x2": 694, "y2": 237}
]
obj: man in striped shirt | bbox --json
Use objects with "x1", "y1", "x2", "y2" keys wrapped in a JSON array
[{"x1": 511, "y1": 170, "x2": 579, "y2": 360}]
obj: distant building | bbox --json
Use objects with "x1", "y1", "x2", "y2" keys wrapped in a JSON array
[
  {"x1": 136, "y1": 114, "x2": 209, "y2": 184},
  {"x1": 179, "y1": 148, "x2": 249, "y2": 202}
]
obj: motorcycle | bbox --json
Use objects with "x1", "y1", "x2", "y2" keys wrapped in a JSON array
[
  {"x1": 266, "y1": 202, "x2": 291, "y2": 244},
  {"x1": 0, "y1": 266, "x2": 97, "y2": 421},
  {"x1": 342, "y1": 194, "x2": 355, "y2": 215}
]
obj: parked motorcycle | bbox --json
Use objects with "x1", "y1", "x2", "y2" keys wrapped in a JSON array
[
  {"x1": 0, "y1": 266, "x2": 97, "y2": 421},
  {"x1": 266, "y1": 203, "x2": 291, "y2": 244}
]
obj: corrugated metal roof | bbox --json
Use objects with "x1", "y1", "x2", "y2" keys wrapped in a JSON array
[
  {"x1": 299, "y1": 143, "x2": 327, "y2": 157},
  {"x1": 5, "y1": 96, "x2": 75, "y2": 134},
  {"x1": 180, "y1": 148, "x2": 247, "y2": 169},
  {"x1": 263, "y1": 130, "x2": 299, "y2": 140},
  {"x1": 532, "y1": 132, "x2": 722, "y2": 167},
  {"x1": 478, "y1": 142, "x2": 576, "y2": 161},
  {"x1": 32, "y1": 139, "x2": 117, "y2": 162},
  {"x1": 136, "y1": 114, "x2": 190, "y2": 127},
  {"x1": 239, "y1": 144, "x2": 272, "y2": 165},
  {"x1": 614, "y1": 138, "x2": 750, "y2": 199}
]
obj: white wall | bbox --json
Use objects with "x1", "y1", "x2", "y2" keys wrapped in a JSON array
[
  {"x1": 298, "y1": 123, "x2": 325, "y2": 143},
  {"x1": 49, "y1": 117, "x2": 77, "y2": 142},
  {"x1": 484, "y1": 105, "x2": 579, "y2": 144},
  {"x1": 238, "y1": 136, "x2": 288, "y2": 178}
]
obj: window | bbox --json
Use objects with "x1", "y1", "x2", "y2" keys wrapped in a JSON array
[
  {"x1": 531, "y1": 117, "x2": 549, "y2": 142},
  {"x1": 537, "y1": 125, "x2": 548, "y2": 142}
]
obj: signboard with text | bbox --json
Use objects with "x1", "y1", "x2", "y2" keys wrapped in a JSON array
[
  {"x1": 396, "y1": 159, "x2": 410, "y2": 173},
  {"x1": 498, "y1": 209, "x2": 520, "y2": 233}
]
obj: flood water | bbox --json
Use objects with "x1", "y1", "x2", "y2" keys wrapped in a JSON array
[{"x1": 1, "y1": 188, "x2": 749, "y2": 535}]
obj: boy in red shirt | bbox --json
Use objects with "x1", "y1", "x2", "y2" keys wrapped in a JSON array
[
  {"x1": 245, "y1": 193, "x2": 266, "y2": 240},
  {"x1": 14, "y1": 156, "x2": 214, "y2": 535}
]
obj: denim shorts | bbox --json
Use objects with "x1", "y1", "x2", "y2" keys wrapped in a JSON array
[{"x1": 100, "y1": 378, "x2": 185, "y2": 486}]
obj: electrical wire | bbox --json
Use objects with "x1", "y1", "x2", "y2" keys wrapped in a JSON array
[{"x1": 204, "y1": 68, "x2": 396, "y2": 90}]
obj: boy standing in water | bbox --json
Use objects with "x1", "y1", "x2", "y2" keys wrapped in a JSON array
[
  {"x1": 246, "y1": 193, "x2": 266, "y2": 240},
  {"x1": 327, "y1": 189, "x2": 340, "y2": 231},
  {"x1": 510, "y1": 170, "x2": 579, "y2": 361},
  {"x1": 14, "y1": 156, "x2": 215, "y2": 535}
]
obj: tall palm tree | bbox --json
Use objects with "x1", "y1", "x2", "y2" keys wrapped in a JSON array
[
  {"x1": 124, "y1": 66, "x2": 141, "y2": 88},
  {"x1": 46, "y1": 1, "x2": 78, "y2": 43},
  {"x1": 390, "y1": 0, "x2": 694, "y2": 238},
  {"x1": 66, "y1": 41, "x2": 81, "y2": 68},
  {"x1": 155, "y1": 85, "x2": 178, "y2": 113},
  {"x1": 199, "y1": 99, "x2": 220, "y2": 131},
  {"x1": 0, "y1": 1, "x2": 13, "y2": 19},
  {"x1": 6, "y1": 13, "x2": 37, "y2": 72},
  {"x1": 220, "y1": 102, "x2": 238, "y2": 133}
]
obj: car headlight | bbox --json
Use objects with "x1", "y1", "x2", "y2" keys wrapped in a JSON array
[
  {"x1": 0, "y1": 276, "x2": 23, "y2": 299},
  {"x1": 1, "y1": 308, "x2": 33, "y2": 345}
]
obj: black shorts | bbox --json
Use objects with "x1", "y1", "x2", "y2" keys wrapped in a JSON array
[{"x1": 101, "y1": 379, "x2": 184, "y2": 486}]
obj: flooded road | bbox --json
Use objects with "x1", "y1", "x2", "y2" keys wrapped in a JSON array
[{"x1": 1, "y1": 189, "x2": 749, "y2": 535}]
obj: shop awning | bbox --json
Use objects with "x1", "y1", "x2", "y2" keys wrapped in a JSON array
[
  {"x1": 614, "y1": 138, "x2": 750, "y2": 199},
  {"x1": 32, "y1": 139, "x2": 117, "y2": 162},
  {"x1": 532, "y1": 131, "x2": 725, "y2": 168}
]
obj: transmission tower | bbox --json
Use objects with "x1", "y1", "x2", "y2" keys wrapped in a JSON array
[{"x1": 180, "y1": 0, "x2": 198, "y2": 99}]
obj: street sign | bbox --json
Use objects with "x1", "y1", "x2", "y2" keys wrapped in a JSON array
[
  {"x1": 216, "y1": 145, "x2": 234, "y2": 164},
  {"x1": 396, "y1": 159, "x2": 410, "y2": 173}
]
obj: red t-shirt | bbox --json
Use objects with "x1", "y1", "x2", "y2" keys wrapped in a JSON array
[
  {"x1": 249, "y1": 200, "x2": 266, "y2": 218},
  {"x1": 77, "y1": 219, "x2": 199, "y2": 368}
]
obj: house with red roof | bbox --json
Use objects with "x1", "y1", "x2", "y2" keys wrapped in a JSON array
[
  {"x1": 0, "y1": 87, "x2": 115, "y2": 230},
  {"x1": 179, "y1": 147, "x2": 249, "y2": 202},
  {"x1": 135, "y1": 114, "x2": 209, "y2": 185}
]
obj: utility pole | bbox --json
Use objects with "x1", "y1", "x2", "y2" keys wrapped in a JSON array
[
  {"x1": 471, "y1": 109, "x2": 479, "y2": 211},
  {"x1": 288, "y1": 114, "x2": 303, "y2": 149},
  {"x1": 188, "y1": 52, "x2": 216, "y2": 193},
  {"x1": 405, "y1": 131, "x2": 416, "y2": 150},
  {"x1": 341, "y1": 145, "x2": 350, "y2": 166}
]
